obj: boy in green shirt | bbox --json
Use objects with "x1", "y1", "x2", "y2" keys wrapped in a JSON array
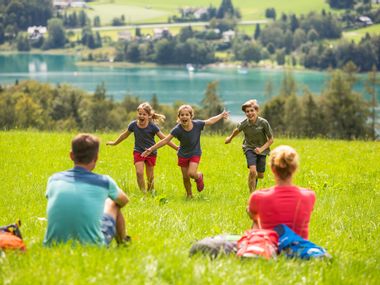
[{"x1": 225, "y1": 100, "x2": 274, "y2": 192}]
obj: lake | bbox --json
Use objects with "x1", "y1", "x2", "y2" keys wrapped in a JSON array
[{"x1": 0, "y1": 53, "x2": 376, "y2": 120}]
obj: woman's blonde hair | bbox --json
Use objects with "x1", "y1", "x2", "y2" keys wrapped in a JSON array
[
  {"x1": 176, "y1": 104, "x2": 194, "y2": 123},
  {"x1": 137, "y1": 102, "x2": 165, "y2": 124},
  {"x1": 241, "y1": 99, "x2": 259, "y2": 112},
  {"x1": 270, "y1": 145, "x2": 299, "y2": 180}
]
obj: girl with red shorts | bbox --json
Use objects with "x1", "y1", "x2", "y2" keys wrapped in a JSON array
[
  {"x1": 107, "y1": 102, "x2": 178, "y2": 196},
  {"x1": 143, "y1": 105, "x2": 229, "y2": 198}
]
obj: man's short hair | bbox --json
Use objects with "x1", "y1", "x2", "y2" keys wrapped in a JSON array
[{"x1": 71, "y1": 134, "x2": 99, "y2": 164}]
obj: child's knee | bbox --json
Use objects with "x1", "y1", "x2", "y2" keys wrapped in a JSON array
[
  {"x1": 249, "y1": 169, "x2": 257, "y2": 178},
  {"x1": 136, "y1": 170, "x2": 144, "y2": 178},
  {"x1": 257, "y1": 172, "x2": 264, "y2": 179},
  {"x1": 188, "y1": 171, "x2": 197, "y2": 179}
]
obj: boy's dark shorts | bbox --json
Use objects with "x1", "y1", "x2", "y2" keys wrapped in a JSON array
[
  {"x1": 245, "y1": 150, "x2": 267, "y2": 172},
  {"x1": 101, "y1": 214, "x2": 116, "y2": 245}
]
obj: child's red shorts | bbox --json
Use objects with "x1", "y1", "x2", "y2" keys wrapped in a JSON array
[
  {"x1": 177, "y1": 156, "x2": 201, "y2": 167},
  {"x1": 133, "y1": 151, "x2": 157, "y2": 166}
]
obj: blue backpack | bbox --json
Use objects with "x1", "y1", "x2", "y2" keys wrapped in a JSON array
[{"x1": 273, "y1": 224, "x2": 331, "y2": 260}]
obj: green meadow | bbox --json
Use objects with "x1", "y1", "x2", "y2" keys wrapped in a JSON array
[
  {"x1": 87, "y1": 0, "x2": 331, "y2": 24},
  {"x1": 343, "y1": 23, "x2": 380, "y2": 43},
  {"x1": 0, "y1": 131, "x2": 379, "y2": 284}
]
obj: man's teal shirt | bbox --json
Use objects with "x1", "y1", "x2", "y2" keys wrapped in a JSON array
[{"x1": 43, "y1": 166, "x2": 121, "y2": 246}]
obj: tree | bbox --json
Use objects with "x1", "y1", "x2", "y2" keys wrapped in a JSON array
[
  {"x1": 365, "y1": 65, "x2": 379, "y2": 139},
  {"x1": 126, "y1": 42, "x2": 141, "y2": 62},
  {"x1": 284, "y1": 94, "x2": 303, "y2": 136},
  {"x1": 328, "y1": 0, "x2": 354, "y2": 9},
  {"x1": 16, "y1": 33, "x2": 30, "y2": 51},
  {"x1": 44, "y1": 18, "x2": 66, "y2": 49},
  {"x1": 321, "y1": 70, "x2": 369, "y2": 139},
  {"x1": 201, "y1": 81, "x2": 225, "y2": 132},
  {"x1": 265, "y1": 8, "x2": 276, "y2": 20},
  {"x1": 154, "y1": 39, "x2": 175, "y2": 64},
  {"x1": 93, "y1": 16, "x2": 101, "y2": 27},
  {"x1": 300, "y1": 89, "x2": 325, "y2": 137},
  {"x1": 279, "y1": 70, "x2": 297, "y2": 97},
  {"x1": 216, "y1": 0, "x2": 235, "y2": 19},
  {"x1": 261, "y1": 96, "x2": 286, "y2": 134},
  {"x1": 254, "y1": 24, "x2": 261, "y2": 40},
  {"x1": 15, "y1": 94, "x2": 44, "y2": 128}
]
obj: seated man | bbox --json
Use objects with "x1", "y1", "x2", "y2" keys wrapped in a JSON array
[{"x1": 43, "y1": 133, "x2": 129, "y2": 246}]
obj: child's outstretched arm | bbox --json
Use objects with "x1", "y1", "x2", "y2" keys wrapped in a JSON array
[
  {"x1": 142, "y1": 134, "x2": 174, "y2": 157},
  {"x1": 225, "y1": 128, "x2": 240, "y2": 144},
  {"x1": 157, "y1": 131, "x2": 179, "y2": 151},
  {"x1": 106, "y1": 130, "x2": 131, "y2": 146},
  {"x1": 204, "y1": 110, "x2": 229, "y2": 126}
]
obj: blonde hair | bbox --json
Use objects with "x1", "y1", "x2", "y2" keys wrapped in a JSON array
[
  {"x1": 270, "y1": 145, "x2": 299, "y2": 180},
  {"x1": 241, "y1": 99, "x2": 259, "y2": 112},
  {"x1": 137, "y1": 102, "x2": 165, "y2": 124},
  {"x1": 177, "y1": 104, "x2": 194, "y2": 123}
]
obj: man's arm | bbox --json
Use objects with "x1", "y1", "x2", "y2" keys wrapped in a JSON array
[
  {"x1": 106, "y1": 130, "x2": 131, "y2": 146},
  {"x1": 113, "y1": 191, "x2": 129, "y2": 208},
  {"x1": 204, "y1": 110, "x2": 229, "y2": 126},
  {"x1": 225, "y1": 128, "x2": 240, "y2": 144}
]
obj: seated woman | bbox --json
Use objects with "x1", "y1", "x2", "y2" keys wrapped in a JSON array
[{"x1": 247, "y1": 145, "x2": 315, "y2": 239}]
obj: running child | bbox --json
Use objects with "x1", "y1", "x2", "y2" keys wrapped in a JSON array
[
  {"x1": 142, "y1": 104, "x2": 229, "y2": 198},
  {"x1": 107, "y1": 102, "x2": 178, "y2": 195},
  {"x1": 225, "y1": 99, "x2": 273, "y2": 192}
]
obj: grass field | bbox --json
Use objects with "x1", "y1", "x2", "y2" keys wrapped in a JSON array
[
  {"x1": 1, "y1": 131, "x2": 379, "y2": 284},
  {"x1": 86, "y1": 0, "x2": 331, "y2": 24},
  {"x1": 343, "y1": 23, "x2": 380, "y2": 43}
]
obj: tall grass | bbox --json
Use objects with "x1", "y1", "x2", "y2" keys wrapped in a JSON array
[{"x1": 0, "y1": 131, "x2": 379, "y2": 284}]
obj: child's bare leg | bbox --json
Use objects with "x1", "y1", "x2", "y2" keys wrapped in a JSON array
[
  {"x1": 145, "y1": 164, "x2": 154, "y2": 192},
  {"x1": 104, "y1": 198, "x2": 127, "y2": 243},
  {"x1": 188, "y1": 162, "x2": 200, "y2": 180},
  {"x1": 181, "y1": 166, "x2": 193, "y2": 198},
  {"x1": 135, "y1": 161, "x2": 146, "y2": 194},
  {"x1": 248, "y1": 165, "x2": 258, "y2": 193}
]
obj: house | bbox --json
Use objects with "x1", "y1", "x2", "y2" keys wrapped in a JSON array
[
  {"x1": 357, "y1": 16, "x2": 373, "y2": 26},
  {"x1": 27, "y1": 26, "x2": 47, "y2": 40},
  {"x1": 193, "y1": 8, "x2": 208, "y2": 19},
  {"x1": 53, "y1": 1, "x2": 69, "y2": 9},
  {"x1": 118, "y1": 30, "x2": 132, "y2": 41},
  {"x1": 222, "y1": 30, "x2": 235, "y2": 42},
  {"x1": 153, "y1": 28, "x2": 171, "y2": 40},
  {"x1": 70, "y1": 1, "x2": 88, "y2": 9}
]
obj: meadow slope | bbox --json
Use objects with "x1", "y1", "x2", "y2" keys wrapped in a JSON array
[{"x1": 0, "y1": 131, "x2": 379, "y2": 284}]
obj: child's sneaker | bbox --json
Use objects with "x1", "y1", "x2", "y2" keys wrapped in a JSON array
[{"x1": 196, "y1": 173, "x2": 204, "y2": 192}]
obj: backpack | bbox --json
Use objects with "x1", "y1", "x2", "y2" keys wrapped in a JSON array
[
  {"x1": 189, "y1": 234, "x2": 241, "y2": 259},
  {"x1": 0, "y1": 220, "x2": 26, "y2": 251},
  {"x1": 273, "y1": 224, "x2": 331, "y2": 260},
  {"x1": 236, "y1": 229, "x2": 278, "y2": 259}
]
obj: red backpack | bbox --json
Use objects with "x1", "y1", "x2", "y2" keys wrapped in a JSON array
[
  {"x1": 0, "y1": 220, "x2": 26, "y2": 251},
  {"x1": 236, "y1": 229, "x2": 278, "y2": 259}
]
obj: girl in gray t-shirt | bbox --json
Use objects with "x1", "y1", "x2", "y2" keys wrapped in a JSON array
[
  {"x1": 142, "y1": 104, "x2": 229, "y2": 198},
  {"x1": 107, "y1": 102, "x2": 178, "y2": 196}
]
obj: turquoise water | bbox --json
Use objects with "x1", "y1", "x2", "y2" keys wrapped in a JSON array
[{"x1": 0, "y1": 53, "x2": 376, "y2": 120}]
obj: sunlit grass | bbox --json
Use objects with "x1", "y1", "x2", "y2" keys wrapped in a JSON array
[
  {"x1": 343, "y1": 23, "x2": 380, "y2": 43},
  {"x1": 0, "y1": 131, "x2": 379, "y2": 284},
  {"x1": 86, "y1": 0, "x2": 332, "y2": 24}
]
